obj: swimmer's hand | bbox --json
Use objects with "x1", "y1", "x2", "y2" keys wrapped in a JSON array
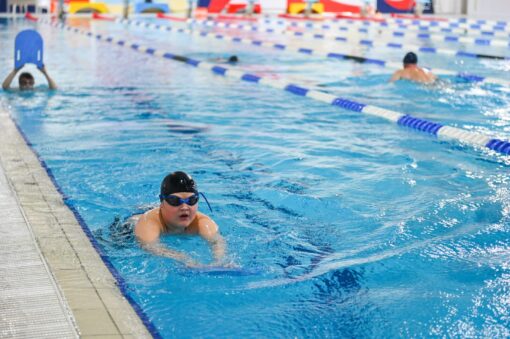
[
  {"x1": 142, "y1": 242, "x2": 201, "y2": 267},
  {"x1": 210, "y1": 258, "x2": 240, "y2": 269}
]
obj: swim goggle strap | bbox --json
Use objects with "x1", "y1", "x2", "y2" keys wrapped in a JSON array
[{"x1": 159, "y1": 192, "x2": 213, "y2": 212}]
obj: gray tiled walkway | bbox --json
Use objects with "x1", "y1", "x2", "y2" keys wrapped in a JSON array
[
  {"x1": 0, "y1": 158, "x2": 78, "y2": 338},
  {"x1": 0, "y1": 105, "x2": 151, "y2": 338}
]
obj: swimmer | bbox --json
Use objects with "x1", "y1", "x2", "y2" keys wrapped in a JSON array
[
  {"x1": 390, "y1": 52, "x2": 437, "y2": 84},
  {"x1": 2, "y1": 65, "x2": 57, "y2": 91},
  {"x1": 212, "y1": 55, "x2": 239, "y2": 64},
  {"x1": 134, "y1": 171, "x2": 227, "y2": 268}
]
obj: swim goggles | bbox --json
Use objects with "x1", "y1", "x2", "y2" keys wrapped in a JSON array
[{"x1": 159, "y1": 192, "x2": 213, "y2": 212}]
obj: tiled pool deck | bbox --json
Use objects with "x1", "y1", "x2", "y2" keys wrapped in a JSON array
[{"x1": 0, "y1": 106, "x2": 151, "y2": 338}]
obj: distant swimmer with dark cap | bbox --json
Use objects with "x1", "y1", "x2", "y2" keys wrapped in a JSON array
[
  {"x1": 390, "y1": 52, "x2": 437, "y2": 84},
  {"x1": 134, "y1": 171, "x2": 227, "y2": 268}
]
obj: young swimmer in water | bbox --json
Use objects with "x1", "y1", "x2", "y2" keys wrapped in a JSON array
[
  {"x1": 2, "y1": 65, "x2": 57, "y2": 91},
  {"x1": 134, "y1": 171, "x2": 227, "y2": 268},
  {"x1": 390, "y1": 52, "x2": 437, "y2": 84}
]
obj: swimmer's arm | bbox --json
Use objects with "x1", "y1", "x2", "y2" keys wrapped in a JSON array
[
  {"x1": 142, "y1": 241, "x2": 201, "y2": 267},
  {"x1": 2, "y1": 68, "x2": 19, "y2": 90},
  {"x1": 134, "y1": 215, "x2": 199, "y2": 267},
  {"x1": 39, "y1": 66, "x2": 57, "y2": 90},
  {"x1": 389, "y1": 70, "x2": 401, "y2": 82},
  {"x1": 198, "y1": 215, "x2": 226, "y2": 264}
]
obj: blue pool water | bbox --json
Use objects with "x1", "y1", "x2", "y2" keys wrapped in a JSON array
[{"x1": 1, "y1": 16, "x2": 510, "y2": 337}]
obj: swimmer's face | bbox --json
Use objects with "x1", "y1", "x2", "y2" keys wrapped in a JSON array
[
  {"x1": 19, "y1": 77, "x2": 34, "y2": 90},
  {"x1": 160, "y1": 192, "x2": 198, "y2": 229}
]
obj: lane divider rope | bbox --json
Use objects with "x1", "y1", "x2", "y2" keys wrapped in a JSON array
[
  {"x1": 384, "y1": 17, "x2": 510, "y2": 34},
  {"x1": 175, "y1": 16, "x2": 508, "y2": 61},
  {"x1": 33, "y1": 16, "x2": 510, "y2": 157},
  {"x1": 260, "y1": 18, "x2": 510, "y2": 49},
  {"x1": 120, "y1": 16, "x2": 510, "y2": 87},
  {"x1": 264, "y1": 14, "x2": 510, "y2": 36},
  {"x1": 330, "y1": 17, "x2": 510, "y2": 39}
]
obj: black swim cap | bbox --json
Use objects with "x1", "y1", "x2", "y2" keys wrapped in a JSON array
[
  {"x1": 403, "y1": 52, "x2": 418, "y2": 65},
  {"x1": 228, "y1": 55, "x2": 238, "y2": 63},
  {"x1": 160, "y1": 171, "x2": 197, "y2": 199}
]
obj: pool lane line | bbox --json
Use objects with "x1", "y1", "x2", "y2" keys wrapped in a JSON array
[
  {"x1": 268, "y1": 15, "x2": 510, "y2": 36},
  {"x1": 264, "y1": 17, "x2": 510, "y2": 37},
  {"x1": 387, "y1": 16, "x2": 507, "y2": 25},
  {"x1": 116, "y1": 17, "x2": 510, "y2": 87},
  {"x1": 150, "y1": 13, "x2": 510, "y2": 48},
  {"x1": 313, "y1": 17, "x2": 510, "y2": 40},
  {"x1": 134, "y1": 14, "x2": 510, "y2": 51},
  {"x1": 347, "y1": 17, "x2": 510, "y2": 37},
  {"x1": 259, "y1": 13, "x2": 510, "y2": 32},
  {"x1": 385, "y1": 17, "x2": 510, "y2": 33},
  {"x1": 35, "y1": 16, "x2": 510, "y2": 157},
  {"x1": 260, "y1": 18, "x2": 510, "y2": 49},
  {"x1": 346, "y1": 20, "x2": 510, "y2": 41},
  {"x1": 172, "y1": 16, "x2": 508, "y2": 61}
]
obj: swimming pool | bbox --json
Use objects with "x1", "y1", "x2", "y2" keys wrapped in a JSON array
[{"x1": 2, "y1": 15, "x2": 510, "y2": 337}]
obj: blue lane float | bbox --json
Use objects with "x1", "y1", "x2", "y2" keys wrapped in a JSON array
[
  {"x1": 117, "y1": 17, "x2": 510, "y2": 87},
  {"x1": 183, "y1": 17, "x2": 509, "y2": 61},
  {"x1": 36, "y1": 16, "x2": 510, "y2": 158},
  {"x1": 260, "y1": 17, "x2": 510, "y2": 50},
  {"x1": 263, "y1": 15, "x2": 510, "y2": 39}
]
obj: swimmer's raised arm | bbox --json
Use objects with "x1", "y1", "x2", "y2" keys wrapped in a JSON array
[
  {"x1": 2, "y1": 68, "x2": 20, "y2": 90},
  {"x1": 39, "y1": 66, "x2": 57, "y2": 90}
]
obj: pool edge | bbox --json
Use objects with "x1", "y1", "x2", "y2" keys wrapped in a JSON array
[{"x1": 0, "y1": 107, "x2": 153, "y2": 338}]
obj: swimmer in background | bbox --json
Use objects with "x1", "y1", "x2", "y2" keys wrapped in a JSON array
[
  {"x1": 2, "y1": 65, "x2": 57, "y2": 91},
  {"x1": 212, "y1": 55, "x2": 239, "y2": 64},
  {"x1": 390, "y1": 52, "x2": 437, "y2": 84},
  {"x1": 134, "y1": 171, "x2": 227, "y2": 268}
]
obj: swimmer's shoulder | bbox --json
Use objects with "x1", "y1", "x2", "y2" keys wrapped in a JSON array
[
  {"x1": 195, "y1": 212, "x2": 219, "y2": 238},
  {"x1": 134, "y1": 207, "x2": 162, "y2": 238}
]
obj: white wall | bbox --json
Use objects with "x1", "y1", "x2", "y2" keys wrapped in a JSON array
[
  {"x1": 433, "y1": 0, "x2": 463, "y2": 14},
  {"x1": 467, "y1": 0, "x2": 510, "y2": 19},
  {"x1": 259, "y1": 0, "x2": 286, "y2": 13}
]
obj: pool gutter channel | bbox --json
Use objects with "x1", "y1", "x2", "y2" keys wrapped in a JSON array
[
  {"x1": 36, "y1": 16, "x2": 510, "y2": 157},
  {"x1": 0, "y1": 104, "x2": 152, "y2": 337}
]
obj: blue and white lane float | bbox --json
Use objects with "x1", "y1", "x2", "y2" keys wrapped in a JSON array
[
  {"x1": 179, "y1": 17, "x2": 508, "y2": 61},
  {"x1": 332, "y1": 18, "x2": 510, "y2": 37},
  {"x1": 265, "y1": 16, "x2": 510, "y2": 36},
  {"x1": 343, "y1": 20, "x2": 510, "y2": 40},
  {"x1": 258, "y1": 13, "x2": 510, "y2": 33},
  {"x1": 384, "y1": 22, "x2": 510, "y2": 39},
  {"x1": 157, "y1": 15, "x2": 510, "y2": 51},
  {"x1": 276, "y1": 17, "x2": 510, "y2": 40},
  {"x1": 262, "y1": 18, "x2": 510, "y2": 39},
  {"x1": 35, "y1": 17, "x2": 510, "y2": 157},
  {"x1": 388, "y1": 17, "x2": 508, "y2": 26},
  {"x1": 117, "y1": 18, "x2": 510, "y2": 87},
  {"x1": 260, "y1": 18, "x2": 510, "y2": 49},
  {"x1": 385, "y1": 18, "x2": 510, "y2": 33}
]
